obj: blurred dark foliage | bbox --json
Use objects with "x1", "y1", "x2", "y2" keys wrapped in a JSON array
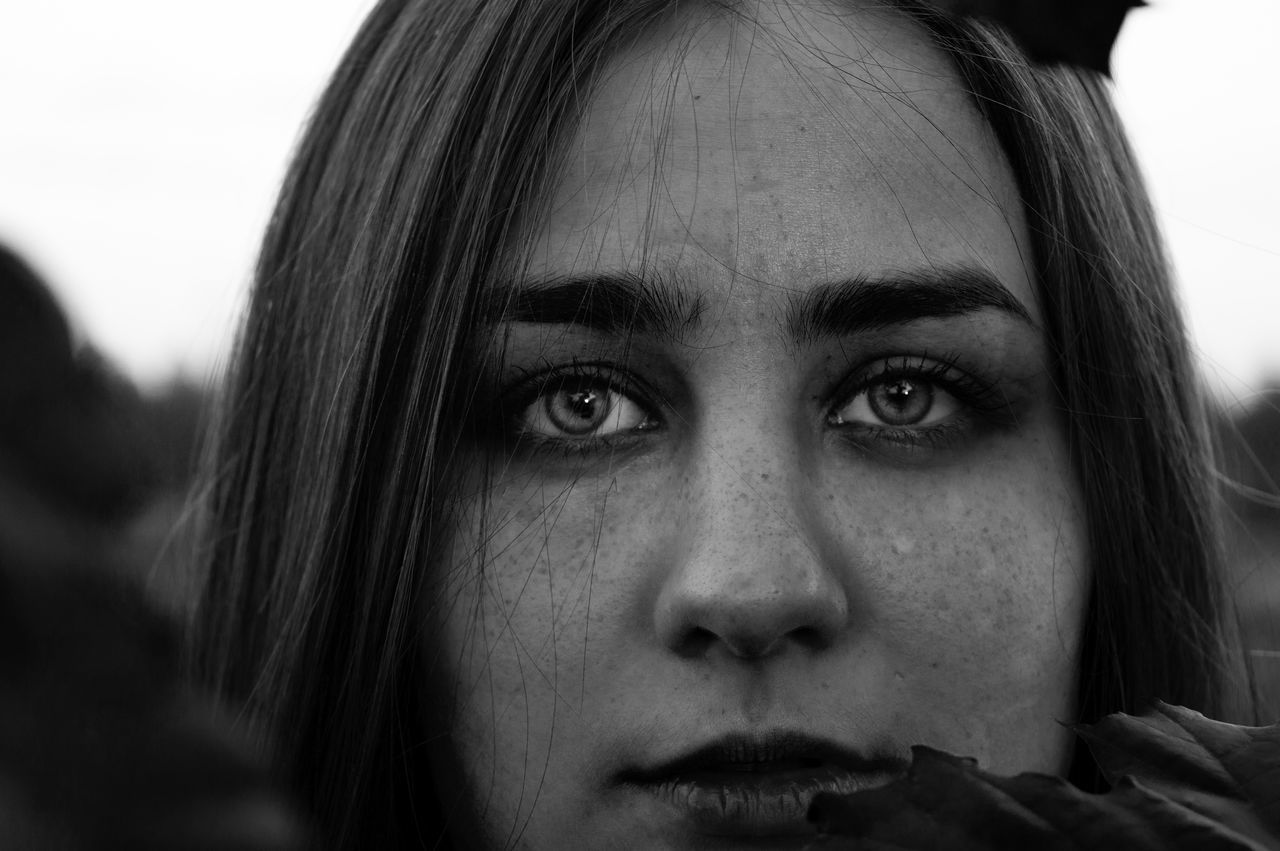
[
  {"x1": 139, "y1": 378, "x2": 210, "y2": 495},
  {"x1": 0, "y1": 242, "x2": 305, "y2": 849},
  {"x1": 122, "y1": 377, "x2": 213, "y2": 616},
  {"x1": 927, "y1": 0, "x2": 1143, "y2": 74},
  {"x1": 0, "y1": 246, "x2": 157, "y2": 531},
  {"x1": 0, "y1": 240, "x2": 215, "y2": 608},
  {"x1": 0, "y1": 553, "x2": 307, "y2": 850},
  {"x1": 1211, "y1": 386, "x2": 1280, "y2": 719},
  {"x1": 1215, "y1": 388, "x2": 1280, "y2": 524}
]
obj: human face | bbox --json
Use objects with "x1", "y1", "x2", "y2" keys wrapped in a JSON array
[{"x1": 427, "y1": 3, "x2": 1088, "y2": 849}]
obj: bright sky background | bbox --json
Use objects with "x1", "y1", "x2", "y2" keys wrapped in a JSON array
[{"x1": 1, "y1": 1, "x2": 1276, "y2": 403}]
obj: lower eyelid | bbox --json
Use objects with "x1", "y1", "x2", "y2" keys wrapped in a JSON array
[{"x1": 830, "y1": 418, "x2": 974, "y2": 455}]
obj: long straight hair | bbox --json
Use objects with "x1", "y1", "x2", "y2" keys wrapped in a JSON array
[
  {"x1": 188, "y1": 0, "x2": 1240, "y2": 845},
  {"x1": 902, "y1": 3, "x2": 1242, "y2": 784}
]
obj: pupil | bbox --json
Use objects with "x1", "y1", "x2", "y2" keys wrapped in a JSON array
[
  {"x1": 886, "y1": 381, "x2": 913, "y2": 405},
  {"x1": 545, "y1": 387, "x2": 612, "y2": 435},
  {"x1": 567, "y1": 390, "x2": 600, "y2": 421},
  {"x1": 870, "y1": 379, "x2": 932, "y2": 425}
]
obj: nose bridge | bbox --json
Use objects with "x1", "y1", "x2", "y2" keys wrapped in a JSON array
[
  {"x1": 655, "y1": 424, "x2": 848, "y2": 658},
  {"x1": 689, "y1": 432, "x2": 805, "y2": 560}
]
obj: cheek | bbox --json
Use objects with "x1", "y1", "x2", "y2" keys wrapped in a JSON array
[
  {"x1": 430, "y1": 477, "x2": 607, "y2": 710},
  {"x1": 422, "y1": 474, "x2": 634, "y2": 839},
  {"x1": 831, "y1": 449, "x2": 1088, "y2": 773}
]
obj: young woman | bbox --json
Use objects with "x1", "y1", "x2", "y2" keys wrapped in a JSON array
[{"x1": 189, "y1": 0, "x2": 1241, "y2": 847}]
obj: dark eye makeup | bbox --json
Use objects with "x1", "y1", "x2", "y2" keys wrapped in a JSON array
[
  {"x1": 485, "y1": 359, "x2": 666, "y2": 458},
  {"x1": 823, "y1": 353, "x2": 1017, "y2": 455},
  {"x1": 476, "y1": 350, "x2": 1023, "y2": 463}
]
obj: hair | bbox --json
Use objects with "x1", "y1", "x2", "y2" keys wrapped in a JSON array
[{"x1": 186, "y1": 0, "x2": 1242, "y2": 846}]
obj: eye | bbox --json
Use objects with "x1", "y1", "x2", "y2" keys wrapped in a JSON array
[
  {"x1": 518, "y1": 377, "x2": 654, "y2": 439},
  {"x1": 829, "y1": 376, "x2": 961, "y2": 429}
]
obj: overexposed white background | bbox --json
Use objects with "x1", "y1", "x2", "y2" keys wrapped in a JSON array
[{"x1": 0, "y1": 0, "x2": 1275, "y2": 400}]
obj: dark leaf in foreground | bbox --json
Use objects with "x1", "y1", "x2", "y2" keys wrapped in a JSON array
[
  {"x1": 927, "y1": 0, "x2": 1144, "y2": 74},
  {"x1": 1076, "y1": 703, "x2": 1280, "y2": 849},
  {"x1": 810, "y1": 703, "x2": 1280, "y2": 850}
]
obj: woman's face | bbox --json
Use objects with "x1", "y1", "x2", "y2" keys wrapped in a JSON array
[{"x1": 428, "y1": 3, "x2": 1087, "y2": 848}]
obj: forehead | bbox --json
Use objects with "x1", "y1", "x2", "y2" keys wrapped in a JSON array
[{"x1": 518, "y1": 0, "x2": 1036, "y2": 322}]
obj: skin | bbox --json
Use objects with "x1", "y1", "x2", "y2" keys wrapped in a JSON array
[{"x1": 426, "y1": 2, "x2": 1088, "y2": 848}]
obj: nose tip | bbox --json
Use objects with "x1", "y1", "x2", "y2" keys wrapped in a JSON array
[
  {"x1": 654, "y1": 550, "x2": 849, "y2": 660},
  {"x1": 653, "y1": 432, "x2": 850, "y2": 662}
]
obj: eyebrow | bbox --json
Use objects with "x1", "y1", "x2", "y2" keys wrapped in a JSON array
[
  {"x1": 785, "y1": 266, "x2": 1036, "y2": 344},
  {"x1": 490, "y1": 264, "x2": 1033, "y2": 342},
  {"x1": 489, "y1": 271, "x2": 707, "y2": 341}
]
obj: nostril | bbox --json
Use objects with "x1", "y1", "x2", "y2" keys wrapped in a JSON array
[
  {"x1": 719, "y1": 623, "x2": 833, "y2": 659},
  {"x1": 671, "y1": 626, "x2": 716, "y2": 658},
  {"x1": 660, "y1": 603, "x2": 845, "y2": 660},
  {"x1": 787, "y1": 625, "x2": 832, "y2": 652}
]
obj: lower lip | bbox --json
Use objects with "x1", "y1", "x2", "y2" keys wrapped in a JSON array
[{"x1": 631, "y1": 764, "x2": 896, "y2": 837}]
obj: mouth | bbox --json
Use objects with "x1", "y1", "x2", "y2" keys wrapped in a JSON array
[{"x1": 617, "y1": 731, "x2": 907, "y2": 838}]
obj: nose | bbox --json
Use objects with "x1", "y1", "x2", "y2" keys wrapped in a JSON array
[{"x1": 653, "y1": 438, "x2": 849, "y2": 660}]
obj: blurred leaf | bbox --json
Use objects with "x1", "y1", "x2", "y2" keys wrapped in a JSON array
[
  {"x1": 1076, "y1": 703, "x2": 1280, "y2": 848},
  {"x1": 0, "y1": 555, "x2": 307, "y2": 850},
  {"x1": 926, "y1": 0, "x2": 1144, "y2": 74},
  {"x1": 809, "y1": 703, "x2": 1280, "y2": 850}
]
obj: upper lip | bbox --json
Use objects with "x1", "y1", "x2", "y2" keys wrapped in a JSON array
[{"x1": 618, "y1": 730, "x2": 907, "y2": 784}]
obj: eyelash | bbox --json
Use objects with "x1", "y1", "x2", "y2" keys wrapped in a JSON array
[
  {"x1": 498, "y1": 360, "x2": 662, "y2": 458},
  {"x1": 825, "y1": 353, "x2": 1008, "y2": 452},
  {"x1": 493, "y1": 354, "x2": 1007, "y2": 459}
]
